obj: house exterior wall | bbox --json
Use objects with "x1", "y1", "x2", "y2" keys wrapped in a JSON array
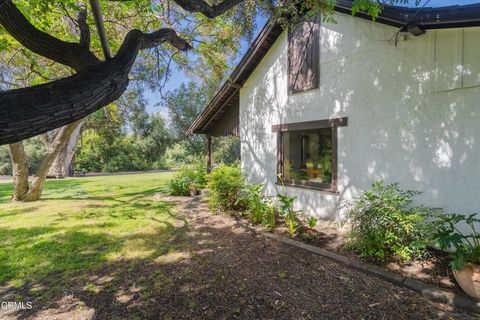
[{"x1": 239, "y1": 12, "x2": 480, "y2": 220}]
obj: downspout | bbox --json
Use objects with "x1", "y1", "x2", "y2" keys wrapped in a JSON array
[{"x1": 89, "y1": 0, "x2": 111, "y2": 59}]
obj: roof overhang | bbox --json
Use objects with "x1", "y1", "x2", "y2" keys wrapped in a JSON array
[{"x1": 187, "y1": 2, "x2": 480, "y2": 136}]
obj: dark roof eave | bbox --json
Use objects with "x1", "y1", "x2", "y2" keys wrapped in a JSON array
[{"x1": 186, "y1": 20, "x2": 282, "y2": 135}]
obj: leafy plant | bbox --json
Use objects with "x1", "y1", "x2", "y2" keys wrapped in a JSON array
[
  {"x1": 168, "y1": 163, "x2": 207, "y2": 196},
  {"x1": 343, "y1": 181, "x2": 428, "y2": 262},
  {"x1": 276, "y1": 193, "x2": 301, "y2": 236},
  {"x1": 426, "y1": 212, "x2": 480, "y2": 270},
  {"x1": 207, "y1": 163, "x2": 244, "y2": 211},
  {"x1": 276, "y1": 175, "x2": 302, "y2": 236},
  {"x1": 240, "y1": 184, "x2": 270, "y2": 225},
  {"x1": 307, "y1": 217, "x2": 318, "y2": 229},
  {"x1": 263, "y1": 205, "x2": 276, "y2": 229}
]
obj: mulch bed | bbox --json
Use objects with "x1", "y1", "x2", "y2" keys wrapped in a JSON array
[
  {"x1": 258, "y1": 211, "x2": 468, "y2": 299},
  {"x1": 2, "y1": 196, "x2": 476, "y2": 319}
]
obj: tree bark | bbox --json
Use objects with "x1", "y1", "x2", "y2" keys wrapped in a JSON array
[
  {"x1": 23, "y1": 121, "x2": 81, "y2": 201},
  {"x1": 0, "y1": 29, "x2": 190, "y2": 146},
  {"x1": 48, "y1": 121, "x2": 83, "y2": 178},
  {"x1": 8, "y1": 142, "x2": 29, "y2": 201},
  {"x1": 0, "y1": 0, "x2": 99, "y2": 71}
]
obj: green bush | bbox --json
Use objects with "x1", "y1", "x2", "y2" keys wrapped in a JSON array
[
  {"x1": 240, "y1": 184, "x2": 276, "y2": 226},
  {"x1": 207, "y1": 163, "x2": 244, "y2": 211},
  {"x1": 343, "y1": 181, "x2": 428, "y2": 262},
  {"x1": 168, "y1": 163, "x2": 207, "y2": 196}
]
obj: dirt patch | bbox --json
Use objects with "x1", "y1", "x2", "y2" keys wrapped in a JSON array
[{"x1": 2, "y1": 196, "x2": 476, "y2": 319}]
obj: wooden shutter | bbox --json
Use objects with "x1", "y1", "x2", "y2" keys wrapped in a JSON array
[{"x1": 288, "y1": 15, "x2": 320, "y2": 94}]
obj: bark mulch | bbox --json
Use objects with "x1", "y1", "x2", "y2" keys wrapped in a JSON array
[{"x1": 2, "y1": 196, "x2": 477, "y2": 319}]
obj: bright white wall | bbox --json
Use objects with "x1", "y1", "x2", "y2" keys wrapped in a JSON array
[{"x1": 239, "y1": 12, "x2": 480, "y2": 220}]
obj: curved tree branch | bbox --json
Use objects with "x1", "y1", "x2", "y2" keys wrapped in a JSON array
[
  {"x1": 110, "y1": 0, "x2": 244, "y2": 18},
  {"x1": 172, "y1": 0, "x2": 244, "y2": 18},
  {"x1": 0, "y1": 28, "x2": 191, "y2": 145},
  {"x1": 78, "y1": 8, "x2": 91, "y2": 50},
  {"x1": 0, "y1": 0, "x2": 99, "y2": 71}
]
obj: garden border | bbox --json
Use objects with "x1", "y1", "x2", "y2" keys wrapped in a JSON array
[{"x1": 244, "y1": 224, "x2": 480, "y2": 314}]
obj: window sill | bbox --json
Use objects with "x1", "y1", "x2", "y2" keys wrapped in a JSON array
[{"x1": 275, "y1": 180, "x2": 339, "y2": 195}]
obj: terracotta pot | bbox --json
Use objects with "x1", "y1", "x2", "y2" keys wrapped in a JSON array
[
  {"x1": 189, "y1": 188, "x2": 200, "y2": 197},
  {"x1": 453, "y1": 264, "x2": 480, "y2": 301}
]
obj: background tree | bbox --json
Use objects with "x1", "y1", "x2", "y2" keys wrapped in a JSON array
[
  {"x1": 164, "y1": 81, "x2": 240, "y2": 166},
  {"x1": 75, "y1": 89, "x2": 172, "y2": 173},
  {"x1": 166, "y1": 81, "x2": 208, "y2": 155},
  {"x1": 0, "y1": 0, "x2": 393, "y2": 201},
  {"x1": 0, "y1": 0, "x2": 257, "y2": 200},
  {"x1": 0, "y1": 0, "x2": 391, "y2": 144}
]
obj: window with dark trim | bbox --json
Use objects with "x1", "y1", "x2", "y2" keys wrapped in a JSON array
[
  {"x1": 288, "y1": 15, "x2": 320, "y2": 94},
  {"x1": 272, "y1": 117, "x2": 348, "y2": 192}
]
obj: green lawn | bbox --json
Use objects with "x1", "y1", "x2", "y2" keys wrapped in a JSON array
[{"x1": 0, "y1": 172, "x2": 186, "y2": 303}]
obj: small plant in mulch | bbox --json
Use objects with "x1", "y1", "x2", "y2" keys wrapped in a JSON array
[
  {"x1": 238, "y1": 184, "x2": 272, "y2": 225},
  {"x1": 275, "y1": 175, "x2": 317, "y2": 237},
  {"x1": 299, "y1": 217, "x2": 320, "y2": 242}
]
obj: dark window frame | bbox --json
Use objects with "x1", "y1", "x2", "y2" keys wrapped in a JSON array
[{"x1": 272, "y1": 117, "x2": 348, "y2": 193}]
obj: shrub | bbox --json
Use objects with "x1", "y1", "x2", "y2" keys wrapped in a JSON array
[
  {"x1": 426, "y1": 212, "x2": 480, "y2": 270},
  {"x1": 343, "y1": 181, "x2": 428, "y2": 262},
  {"x1": 207, "y1": 163, "x2": 244, "y2": 211},
  {"x1": 240, "y1": 184, "x2": 276, "y2": 226},
  {"x1": 168, "y1": 163, "x2": 207, "y2": 196}
]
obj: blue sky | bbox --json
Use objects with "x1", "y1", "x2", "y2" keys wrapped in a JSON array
[
  {"x1": 143, "y1": 0, "x2": 478, "y2": 116},
  {"x1": 143, "y1": 14, "x2": 268, "y2": 116}
]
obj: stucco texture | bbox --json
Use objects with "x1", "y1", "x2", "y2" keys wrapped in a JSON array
[{"x1": 239, "y1": 12, "x2": 480, "y2": 220}]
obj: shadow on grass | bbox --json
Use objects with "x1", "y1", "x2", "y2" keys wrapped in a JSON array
[
  {"x1": 0, "y1": 217, "x2": 185, "y2": 318},
  {"x1": 0, "y1": 176, "x2": 170, "y2": 205},
  {"x1": 0, "y1": 197, "x2": 465, "y2": 320}
]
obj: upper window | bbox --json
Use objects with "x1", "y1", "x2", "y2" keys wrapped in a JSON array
[
  {"x1": 272, "y1": 118, "x2": 348, "y2": 192},
  {"x1": 288, "y1": 15, "x2": 320, "y2": 94}
]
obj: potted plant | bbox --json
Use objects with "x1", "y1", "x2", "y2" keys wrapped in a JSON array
[
  {"x1": 428, "y1": 212, "x2": 480, "y2": 300},
  {"x1": 305, "y1": 160, "x2": 314, "y2": 169},
  {"x1": 189, "y1": 183, "x2": 200, "y2": 196}
]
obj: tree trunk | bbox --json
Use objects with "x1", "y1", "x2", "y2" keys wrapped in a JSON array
[
  {"x1": 48, "y1": 121, "x2": 83, "y2": 178},
  {"x1": 23, "y1": 121, "x2": 81, "y2": 201},
  {"x1": 8, "y1": 142, "x2": 29, "y2": 201}
]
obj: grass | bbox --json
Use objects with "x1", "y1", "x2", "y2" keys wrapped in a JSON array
[{"x1": 0, "y1": 172, "x2": 187, "y2": 302}]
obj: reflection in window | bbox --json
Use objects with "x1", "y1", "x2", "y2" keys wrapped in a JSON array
[{"x1": 282, "y1": 128, "x2": 332, "y2": 184}]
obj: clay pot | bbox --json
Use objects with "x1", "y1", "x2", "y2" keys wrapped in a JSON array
[
  {"x1": 189, "y1": 187, "x2": 200, "y2": 197},
  {"x1": 453, "y1": 264, "x2": 480, "y2": 301}
]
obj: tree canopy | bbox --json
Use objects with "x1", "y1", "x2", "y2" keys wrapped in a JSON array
[{"x1": 0, "y1": 0, "x2": 394, "y2": 145}]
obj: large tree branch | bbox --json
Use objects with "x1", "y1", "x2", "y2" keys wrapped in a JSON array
[
  {"x1": 111, "y1": 0, "x2": 244, "y2": 18},
  {"x1": 0, "y1": 28, "x2": 191, "y2": 145},
  {"x1": 78, "y1": 8, "x2": 91, "y2": 50},
  {"x1": 172, "y1": 0, "x2": 244, "y2": 18},
  {"x1": 0, "y1": 0, "x2": 99, "y2": 71}
]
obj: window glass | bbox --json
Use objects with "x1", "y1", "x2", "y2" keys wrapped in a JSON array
[{"x1": 282, "y1": 128, "x2": 332, "y2": 184}]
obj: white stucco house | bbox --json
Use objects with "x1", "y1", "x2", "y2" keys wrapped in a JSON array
[{"x1": 187, "y1": 1, "x2": 480, "y2": 220}]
